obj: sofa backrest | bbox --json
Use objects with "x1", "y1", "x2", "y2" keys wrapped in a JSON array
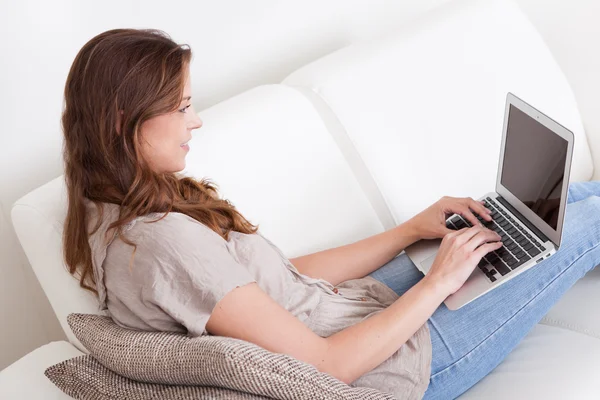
[{"x1": 282, "y1": 0, "x2": 594, "y2": 225}]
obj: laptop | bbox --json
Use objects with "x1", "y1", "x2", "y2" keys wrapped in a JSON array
[{"x1": 404, "y1": 92, "x2": 575, "y2": 310}]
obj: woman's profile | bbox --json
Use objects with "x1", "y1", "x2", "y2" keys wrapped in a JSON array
[{"x1": 61, "y1": 28, "x2": 600, "y2": 400}]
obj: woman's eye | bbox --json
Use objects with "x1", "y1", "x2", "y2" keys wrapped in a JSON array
[{"x1": 179, "y1": 104, "x2": 192, "y2": 113}]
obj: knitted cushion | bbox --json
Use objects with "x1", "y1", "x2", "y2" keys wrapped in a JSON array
[
  {"x1": 64, "y1": 313, "x2": 395, "y2": 400},
  {"x1": 45, "y1": 355, "x2": 270, "y2": 399}
]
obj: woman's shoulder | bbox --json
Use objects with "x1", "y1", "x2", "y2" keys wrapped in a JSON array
[{"x1": 134, "y1": 211, "x2": 223, "y2": 241}]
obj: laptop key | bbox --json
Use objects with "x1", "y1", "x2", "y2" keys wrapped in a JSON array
[
  {"x1": 487, "y1": 254, "x2": 500, "y2": 264},
  {"x1": 523, "y1": 242, "x2": 534, "y2": 251},
  {"x1": 491, "y1": 259, "x2": 511, "y2": 276},
  {"x1": 506, "y1": 257, "x2": 518, "y2": 267},
  {"x1": 513, "y1": 232, "x2": 525, "y2": 241},
  {"x1": 496, "y1": 247, "x2": 509, "y2": 257},
  {"x1": 516, "y1": 236, "x2": 528, "y2": 246},
  {"x1": 514, "y1": 250, "x2": 526, "y2": 260},
  {"x1": 528, "y1": 247, "x2": 541, "y2": 257},
  {"x1": 519, "y1": 254, "x2": 531, "y2": 263},
  {"x1": 511, "y1": 258, "x2": 527, "y2": 269}
]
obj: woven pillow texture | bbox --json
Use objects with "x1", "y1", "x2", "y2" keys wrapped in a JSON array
[
  {"x1": 45, "y1": 355, "x2": 271, "y2": 400},
  {"x1": 58, "y1": 313, "x2": 395, "y2": 400}
]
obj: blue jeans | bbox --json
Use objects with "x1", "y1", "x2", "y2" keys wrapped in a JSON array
[{"x1": 368, "y1": 181, "x2": 600, "y2": 400}]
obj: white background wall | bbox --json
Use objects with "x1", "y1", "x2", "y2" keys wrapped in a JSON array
[{"x1": 0, "y1": 0, "x2": 599, "y2": 369}]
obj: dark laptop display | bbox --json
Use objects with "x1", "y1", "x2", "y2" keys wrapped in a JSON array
[{"x1": 500, "y1": 104, "x2": 569, "y2": 230}]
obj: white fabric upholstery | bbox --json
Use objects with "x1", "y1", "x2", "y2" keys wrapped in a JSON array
[
  {"x1": 460, "y1": 324, "x2": 600, "y2": 399},
  {"x1": 282, "y1": 0, "x2": 594, "y2": 227},
  {"x1": 3, "y1": 0, "x2": 600, "y2": 398},
  {"x1": 0, "y1": 341, "x2": 83, "y2": 400},
  {"x1": 11, "y1": 178, "x2": 102, "y2": 353},
  {"x1": 181, "y1": 84, "x2": 385, "y2": 257}
]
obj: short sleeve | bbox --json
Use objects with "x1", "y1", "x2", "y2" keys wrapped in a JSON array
[{"x1": 139, "y1": 213, "x2": 257, "y2": 336}]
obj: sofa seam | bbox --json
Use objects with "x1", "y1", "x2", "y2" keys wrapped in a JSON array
[
  {"x1": 538, "y1": 316, "x2": 600, "y2": 340},
  {"x1": 281, "y1": 84, "x2": 397, "y2": 231}
]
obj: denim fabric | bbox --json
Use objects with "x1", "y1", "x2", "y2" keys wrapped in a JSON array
[{"x1": 368, "y1": 181, "x2": 600, "y2": 399}]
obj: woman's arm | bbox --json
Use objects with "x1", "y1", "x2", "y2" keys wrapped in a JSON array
[
  {"x1": 207, "y1": 225, "x2": 499, "y2": 385},
  {"x1": 207, "y1": 275, "x2": 447, "y2": 385},
  {"x1": 289, "y1": 222, "x2": 421, "y2": 286},
  {"x1": 289, "y1": 195, "x2": 492, "y2": 286}
]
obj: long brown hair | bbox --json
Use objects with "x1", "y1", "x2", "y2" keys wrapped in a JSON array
[{"x1": 62, "y1": 28, "x2": 258, "y2": 295}]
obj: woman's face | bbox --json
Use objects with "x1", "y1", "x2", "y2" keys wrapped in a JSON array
[{"x1": 139, "y1": 68, "x2": 202, "y2": 173}]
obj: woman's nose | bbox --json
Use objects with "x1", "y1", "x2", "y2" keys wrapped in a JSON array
[{"x1": 190, "y1": 114, "x2": 203, "y2": 130}]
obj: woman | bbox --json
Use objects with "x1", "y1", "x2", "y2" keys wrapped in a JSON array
[{"x1": 62, "y1": 29, "x2": 600, "y2": 400}]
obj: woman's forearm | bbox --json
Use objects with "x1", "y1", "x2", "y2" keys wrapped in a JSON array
[
  {"x1": 289, "y1": 222, "x2": 421, "y2": 286},
  {"x1": 321, "y1": 275, "x2": 447, "y2": 384}
]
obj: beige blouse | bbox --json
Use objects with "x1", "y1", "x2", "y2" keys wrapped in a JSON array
[{"x1": 85, "y1": 199, "x2": 432, "y2": 399}]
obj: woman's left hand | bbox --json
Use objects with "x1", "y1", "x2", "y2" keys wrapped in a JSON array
[{"x1": 406, "y1": 196, "x2": 494, "y2": 240}]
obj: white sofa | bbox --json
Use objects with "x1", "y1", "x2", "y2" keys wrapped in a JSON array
[{"x1": 2, "y1": 0, "x2": 600, "y2": 398}]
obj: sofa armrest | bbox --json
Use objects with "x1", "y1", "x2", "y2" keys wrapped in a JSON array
[{"x1": 0, "y1": 341, "x2": 84, "y2": 399}]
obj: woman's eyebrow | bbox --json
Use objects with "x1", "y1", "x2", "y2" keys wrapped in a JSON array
[{"x1": 182, "y1": 96, "x2": 192, "y2": 101}]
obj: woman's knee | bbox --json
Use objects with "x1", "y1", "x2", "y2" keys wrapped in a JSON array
[{"x1": 567, "y1": 181, "x2": 600, "y2": 204}]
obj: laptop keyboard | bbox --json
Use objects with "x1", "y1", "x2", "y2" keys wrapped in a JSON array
[{"x1": 446, "y1": 197, "x2": 546, "y2": 282}]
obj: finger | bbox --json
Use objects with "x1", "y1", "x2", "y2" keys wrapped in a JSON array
[
  {"x1": 473, "y1": 241, "x2": 504, "y2": 260},
  {"x1": 458, "y1": 205, "x2": 482, "y2": 228},
  {"x1": 442, "y1": 227, "x2": 455, "y2": 236},
  {"x1": 471, "y1": 199, "x2": 493, "y2": 221},
  {"x1": 465, "y1": 228, "x2": 502, "y2": 253},
  {"x1": 446, "y1": 226, "x2": 469, "y2": 240},
  {"x1": 454, "y1": 225, "x2": 485, "y2": 246}
]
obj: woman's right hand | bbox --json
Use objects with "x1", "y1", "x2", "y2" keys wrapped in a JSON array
[{"x1": 424, "y1": 225, "x2": 503, "y2": 296}]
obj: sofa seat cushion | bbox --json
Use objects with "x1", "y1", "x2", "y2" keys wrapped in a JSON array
[
  {"x1": 0, "y1": 341, "x2": 83, "y2": 400},
  {"x1": 459, "y1": 324, "x2": 600, "y2": 398}
]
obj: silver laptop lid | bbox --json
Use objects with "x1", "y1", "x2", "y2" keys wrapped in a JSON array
[{"x1": 495, "y1": 93, "x2": 574, "y2": 248}]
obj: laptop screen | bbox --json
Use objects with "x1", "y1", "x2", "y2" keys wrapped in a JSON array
[{"x1": 500, "y1": 104, "x2": 569, "y2": 231}]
